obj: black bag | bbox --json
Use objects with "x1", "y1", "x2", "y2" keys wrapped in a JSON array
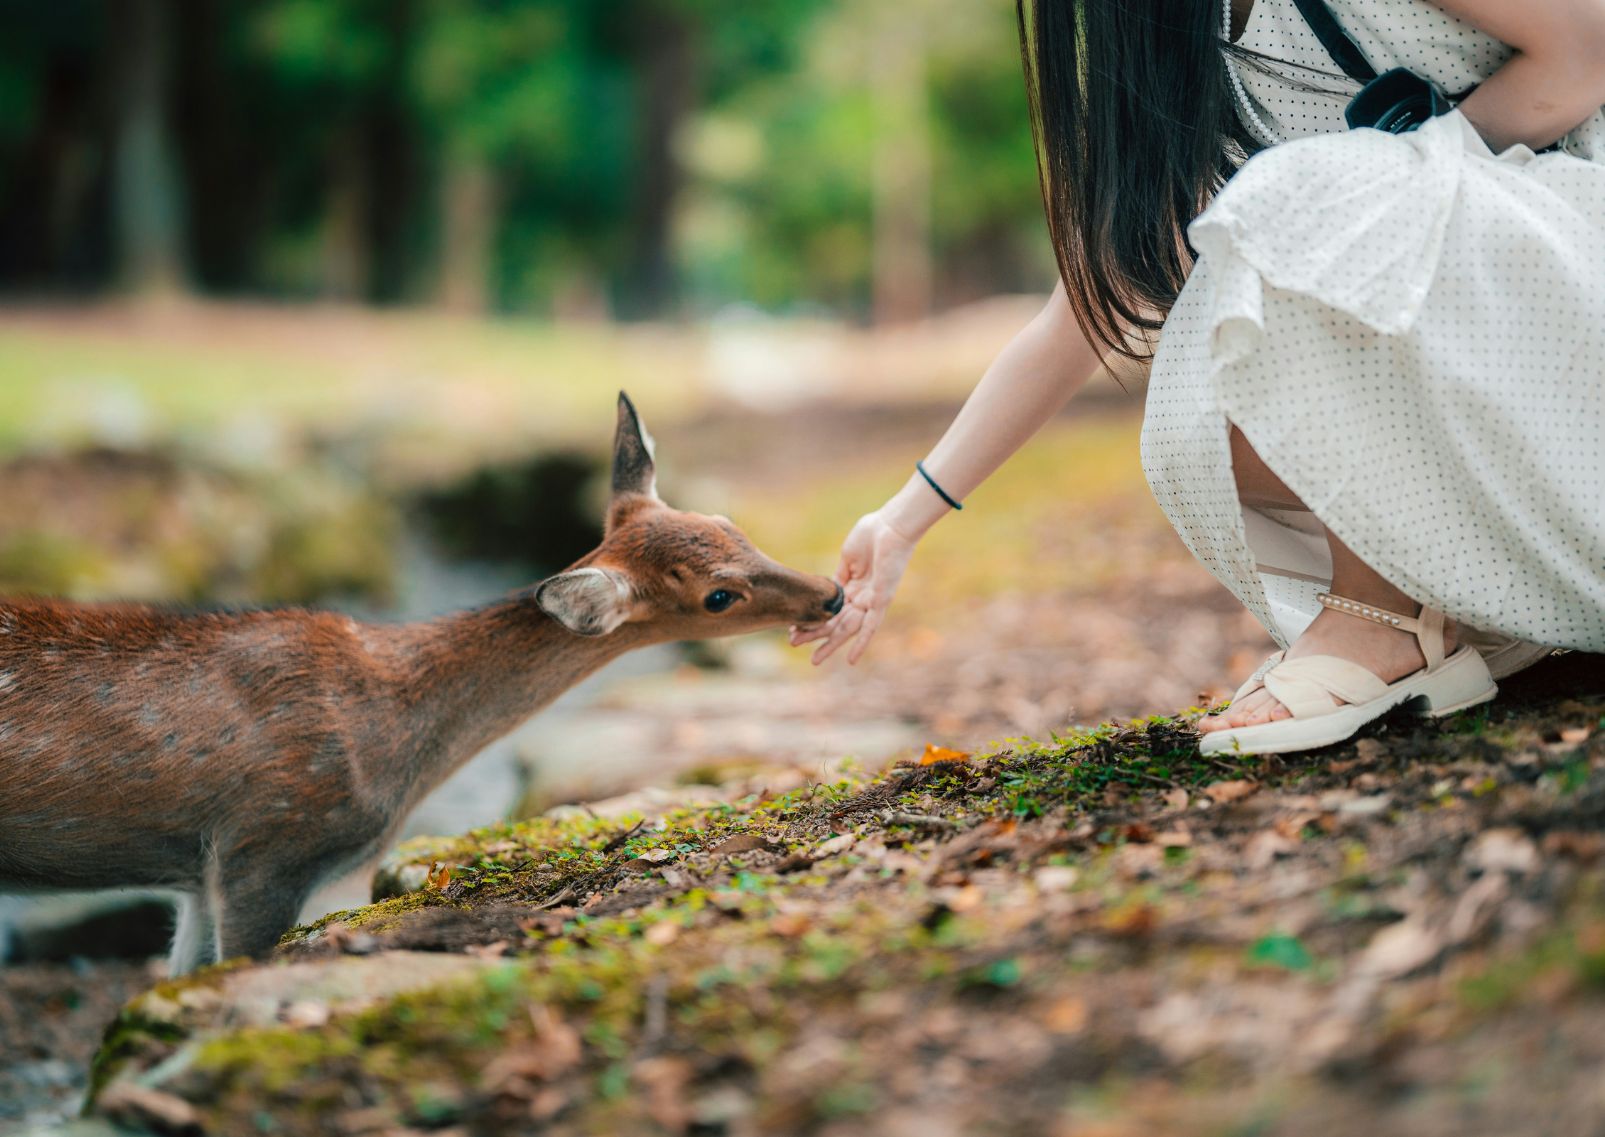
[{"x1": 1288, "y1": 0, "x2": 1457, "y2": 133}]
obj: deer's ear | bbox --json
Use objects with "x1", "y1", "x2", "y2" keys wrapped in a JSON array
[
  {"x1": 611, "y1": 391, "x2": 658, "y2": 500},
  {"x1": 535, "y1": 567, "x2": 634, "y2": 636}
]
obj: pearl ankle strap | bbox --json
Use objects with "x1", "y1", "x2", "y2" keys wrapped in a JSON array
[
  {"x1": 1316, "y1": 592, "x2": 1415, "y2": 629},
  {"x1": 1317, "y1": 591, "x2": 1447, "y2": 669}
]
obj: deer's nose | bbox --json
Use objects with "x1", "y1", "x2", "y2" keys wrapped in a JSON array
[{"x1": 823, "y1": 583, "x2": 845, "y2": 616}]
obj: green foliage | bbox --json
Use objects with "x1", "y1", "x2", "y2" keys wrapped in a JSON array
[{"x1": 0, "y1": 0, "x2": 1050, "y2": 314}]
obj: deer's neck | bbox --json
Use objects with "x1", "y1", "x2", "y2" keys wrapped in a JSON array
[{"x1": 380, "y1": 596, "x2": 641, "y2": 810}]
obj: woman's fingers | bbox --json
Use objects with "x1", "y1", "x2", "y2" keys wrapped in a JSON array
[
  {"x1": 845, "y1": 607, "x2": 882, "y2": 666},
  {"x1": 810, "y1": 602, "x2": 866, "y2": 665},
  {"x1": 789, "y1": 621, "x2": 833, "y2": 647}
]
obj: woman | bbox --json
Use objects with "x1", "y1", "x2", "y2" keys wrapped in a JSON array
[{"x1": 793, "y1": 0, "x2": 1605, "y2": 755}]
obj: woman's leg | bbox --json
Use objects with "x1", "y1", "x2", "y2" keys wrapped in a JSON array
[{"x1": 1198, "y1": 428, "x2": 1455, "y2": 733}]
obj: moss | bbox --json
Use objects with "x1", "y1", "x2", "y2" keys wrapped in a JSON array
[
  {"x1": 84, "y1": 959, "x2": 251, "y2": 1104},
  {"x1": 279, "y1": 889, "x2": 451, "y2": 946}
]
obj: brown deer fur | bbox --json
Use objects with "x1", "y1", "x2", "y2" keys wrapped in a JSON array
[{"x1": 0, "y1": 394, "x2": 842, "y2": 973}]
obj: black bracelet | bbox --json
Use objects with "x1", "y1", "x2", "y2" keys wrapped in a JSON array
[{"x1": 916, "y1": 460, "x2": 963, "y2": 511}]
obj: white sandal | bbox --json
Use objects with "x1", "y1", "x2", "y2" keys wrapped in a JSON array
[{"x1": 1199, "y1": 592, "x2": 1497, "y2": 757}]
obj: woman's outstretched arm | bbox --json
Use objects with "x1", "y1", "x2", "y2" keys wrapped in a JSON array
[
  {"x1": 1429, "y1": 0, "x2": 1605, "y2": 151},
  {"x1": 793, "y1": 281, "x2": 1106, "y2": 665}
]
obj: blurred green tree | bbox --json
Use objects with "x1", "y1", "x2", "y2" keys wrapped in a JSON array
[{"x1": 0, "y1": 0, "x2": 1051, "y2": 318}]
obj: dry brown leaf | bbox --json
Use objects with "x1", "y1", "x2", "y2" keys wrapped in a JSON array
[
  {"x1": 1560, "y1": 726, "x2": 1592, "y2": 744},
  {"x1": 919, "y1": 743, "x2": 971, "y2": 766},
  {"x1": 425, "y1": 861, "x2": 453, "y2": 891},
  {"x1": 636, "y1": 1056, "x2": 694, "y2": 1133},
  {"x1": 1103, "y1": 902, "x2": 1158, "y2": 937},
  {"x1": 771, "y1": 913, "x2": 812, "y2": 937},
  {"x1": 1273, "y1": 813, "x2": 1320, "y2": 840},
  {"x1": 645, "y1": 920, "x2": 681, "y2": 946},
  {"x1": 1542, "y1": 831, "x2": 1604, "y2": 862},
  {"x1": 1155, "y1": 828, "x2": 1192, "y2": 848},
  {"x1": 709, "y1": 833, "x2": 773, "y2": 856},
  {"x1": 813, "y1": 833, "x2": 857, "y2": 858},
  {"x1": 1163, "y1": 787, "x2": 1189, "y2": 812},
  {"x1": 1042, "y1": 995, "x2": 1088, "y2": 1034},
  {"x1": 1244, "y1": 830, "x2": 1295, "y2": 870},
  {"x1": 1204, "y1": 779, "x2": 1259, "y2": 804}
]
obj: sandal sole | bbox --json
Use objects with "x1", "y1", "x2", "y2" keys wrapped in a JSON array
[{"x1": 1198, "y1": 645, "x2": 1496, "y2": 757}]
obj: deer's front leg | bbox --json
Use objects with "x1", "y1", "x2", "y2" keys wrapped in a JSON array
[{"x1": 167, "y1": 890, "x2": 219, "y2": 977}]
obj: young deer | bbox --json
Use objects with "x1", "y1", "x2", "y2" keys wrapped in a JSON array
[{"x1": 0, "y1": 394, "x2": 843, "y2": 974}]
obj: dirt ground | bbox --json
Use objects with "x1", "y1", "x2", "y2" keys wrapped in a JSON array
[{"x1": 83, "y1": 654, "x2": 1605, "y2": 1137}]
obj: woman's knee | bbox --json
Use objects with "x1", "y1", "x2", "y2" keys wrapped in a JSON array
[{"x1": 1228, "y1": 424, "x2": 1304, "y2": 510}]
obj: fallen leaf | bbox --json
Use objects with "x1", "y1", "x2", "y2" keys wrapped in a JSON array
[
  {"x1": 919, "y1": 744, "x2": 971, "y2": 766},
  {"x1": 1246, "y1": 932, "x2": 1313, "y2": 972},
  {"x1": 1560, "y1": 726, "x2": 1592, "y2": 745},
  {"x1": 1244, "y1": 830, "x2": 1295, "y2": 870},
  {"x1": 1204, "y1": 779, "x2": 1259, "y2": 804},
  {"x1": 1042, "y1": 995, "x2": 1088, "y2": 1034},
  {"x1": 771, "y1": 913, "x2": 812, "y2": 937},
  {"x1": 813, "y1": 833, "x2": 857, "y2": 858},
  {"x1": 426, "y1": 861, "x2": 453, "y2": 891},
  {"x1": 709, "y1": 833, "x2": 773, "y2": 856},
  {"x1": 645, "y1": 921, "x2": 681, "y2": 946},
  {"x1": 1163, "y1": 788, "x2": 1189, "y2": 812},
  {"x1": 636, "y1": 1056, "x2": 694, "y2": 1132},
  {"x1": 1103, "y1": 901, "x2": 1158, "y2": 937},
  {"x1": 1466, "y1": 827, "x2": 1540, "y2": 875},
  {"x1": 1273, "y1": 813, "x2": 1320, "y2": 840},
  {"x1": 1034, "y1": 865, "x2": 1079, "y2": 892},
  {"x1": 1542, "y1": 831, "x2": 1603, "y2": 862}
]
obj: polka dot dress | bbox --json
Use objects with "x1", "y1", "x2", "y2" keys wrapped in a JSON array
[{"x1": 1141, "y1": 0, "x2": 1605, "y2": 654}]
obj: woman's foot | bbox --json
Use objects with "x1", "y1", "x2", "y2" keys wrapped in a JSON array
[{"x1": 1198, "y1": 603, "x2": 1457, "y2": 732}]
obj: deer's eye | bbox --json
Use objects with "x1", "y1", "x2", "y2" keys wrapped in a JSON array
[{"x1": 704, "y1": 589, "x2": 737, "y2": 613}]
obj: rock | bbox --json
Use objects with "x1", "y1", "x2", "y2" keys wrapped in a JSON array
[
  {"x1": 1466, "y1": 827, "x2": 1540, "y2": 876},
  {"x1": 90, "y1": 952, "x2": 506, "y2": 1105}
]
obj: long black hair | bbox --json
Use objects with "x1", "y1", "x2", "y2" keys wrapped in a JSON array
[{"x1": 1017, "y1": 1, "x2": 1267, "y2": 361}]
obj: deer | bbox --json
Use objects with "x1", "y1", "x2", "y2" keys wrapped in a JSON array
[{"x1": 0, "y1": 393, "x2": 844, "y2": 975}]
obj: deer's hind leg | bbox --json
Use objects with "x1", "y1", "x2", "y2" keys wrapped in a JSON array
[{"x1": 215, "y1": 858, "x2": 319, "y2": 962}]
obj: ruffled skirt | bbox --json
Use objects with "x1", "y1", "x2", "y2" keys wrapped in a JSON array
[{"x1": 1142, "y1": 110, "x2": 1605, "y2": 652}]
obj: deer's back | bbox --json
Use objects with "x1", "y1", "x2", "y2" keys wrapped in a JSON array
[{"x1": 0, "y1": 600, "x2": 398, "y2": 890}]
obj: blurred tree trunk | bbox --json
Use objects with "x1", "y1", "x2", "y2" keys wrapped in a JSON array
[
  {"x1": 870, "y1": 16, "x2": 932, "y2": 326},
  {"x1": 321, "y1": 141, "x2": 369, "y2": 301},
  {"x1": 110, "y1": 0, "x2": 186, "y2": 297},
  {"x1": 617, "y1": 3, "x2": 696, "y2": 320},
  {"x1": 364, "y1": 0, "x2": 420, "y2": 304},
  {"x1": 436, "y1": 151, "x2": 496, "y2": 314}
]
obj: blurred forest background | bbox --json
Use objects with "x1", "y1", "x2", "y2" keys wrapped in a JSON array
[{"x1": 0, "y1": 0, "x2": 1050, "y2": 320}]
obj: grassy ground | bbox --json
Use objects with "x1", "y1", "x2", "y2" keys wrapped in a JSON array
[{"x1": 85, "y1": 655, "x2": 1605, "y2": 1137}]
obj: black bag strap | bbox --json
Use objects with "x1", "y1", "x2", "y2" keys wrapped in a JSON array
[{"x1": 1288, "y1": 0, "x2": 1378, "y2": 83}]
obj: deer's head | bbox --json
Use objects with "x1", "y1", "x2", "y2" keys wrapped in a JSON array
[{"x1": 535, "y1": 393, "x2": 844, "y2": 641}]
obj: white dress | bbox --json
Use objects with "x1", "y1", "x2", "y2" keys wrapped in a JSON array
[{"x1": 1141, "y1": 0, "x2": 1605, "y2": 655}]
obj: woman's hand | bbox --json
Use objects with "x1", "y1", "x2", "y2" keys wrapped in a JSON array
[{"x1": 790, "y1": 510, "x2": 918, "y2": 665}]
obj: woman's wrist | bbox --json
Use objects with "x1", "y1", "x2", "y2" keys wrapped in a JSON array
[{"x1": 880, "y1": 471, "x2": 955, "y2": 543}]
